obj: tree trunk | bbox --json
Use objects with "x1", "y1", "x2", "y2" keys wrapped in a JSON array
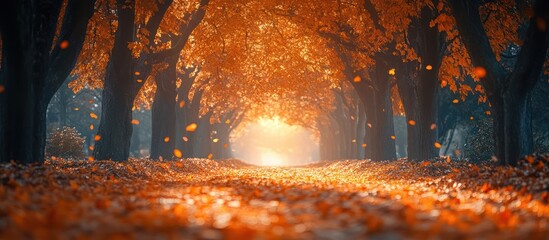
[
  {"x1": 93, "y1": 79, "x2": 135, "y2": 161},
  {"x1": 0, "y1": 0, "x2": 63, "y2": 163},
  {"x1": 93, "y1": 0, "x2": 136, "y2": 161},
  {"x1": 150, "y1": 58, "x2": 177, "y2": 160},
  {"x1": 396, "y1": 5, "x2": 444, "y2": 161},
  {"x1": 193, "y1": 114, "x2": 212, "y2": 158},
  {"x1": 356, "y1": 102, "x2": 366, "y2": 159},
  {"x1": 360, "y1": 60, "x2": 397, "y2": 161}
]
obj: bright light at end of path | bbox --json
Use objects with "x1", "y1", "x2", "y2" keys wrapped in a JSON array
[
  {"x1": 231, "y1": 117, "x2": 319, "y2": 166},
  {"x1": 260, "y1": 150, "x2": 285, "y2": 166}
]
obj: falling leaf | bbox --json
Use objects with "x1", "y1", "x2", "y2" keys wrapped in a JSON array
[
  {"x1": 90, "y1": 112, "x2": 98, "y2": 119},
  {"x1": 474, "y1": 66, "x2": 487, "y2": 78},
  {"x1": 367, "y1": 123, "x2": 372, "y2": 128},
  {"x1": 470, "y1": 116, "x2": 474, "y2": 120},
  {"x1": 408, "y1": 120, "x2": 416, "y2": 126},
  {"x1": 441, "y1": 80, "x2": 448, "y2": 87},
  {"x1": 182, "y1": 136, "x2": 188, "y2": 142},
  {"x1": 186, "y1": 123, "x2": 198, "y2": 132},
  {"x1": 362, "y1": 143, "x2": 367, "y2": 148},
  {"x1": 434, "y1": 142, "x2": 442, "y2": 148},
  {"x1": 134, "y1": 71, "x2": 141, "y2": 76},
  {"x1": 212, "y1": 138, "x2": 219, "y2": 143},
  {"x1": 59, "y1": 40, "x2": 69, "y2": 49},
  {"x1": 136, "y1": 79, "x2": 143, "y2": 83},
  {"x1": 225, "y1": 119, "x2": 231, "y2": 124},
  {"x1": 207, "y1": 153, "x2": 213, "y2": 159},
  {"x1": 73, "y1": 108, "x2": 79, "y2": 111},
  {"x1": 131, "y1": 119, "x2": 140, "y2": 125},
  {"x1": 390, "y1": 135, "x2": 396, "y2": 140},
  {"x1": 426, "y1": 65, "x2": 433, "y2": 70},
  {"x1": 88, "y1": 156, "x2": 94, "y2": 162},
  {"x1": 446, "y1": 156, "x2": 451, "y2": 163},
  {"x1": 351, "y1": 139, "x2": 356, "y2": 143},
  {"x1": 173, "y1": 149, "x2": 182, "y2": 158},
  {"x1": 452, "y1": 99, "x2": 459, "y2": 104},
  {"x1": 223, "y1": 143, "x2": 229, "y2": 148},
  {"x1": 89, "y1": 124, "x2": 94, "y2": 130},
  {"x1": 89, "y1": 145, "x2": 94, "y2": 151},
  {"x1": 353, "y1": 76, "x2": 361, "y2": 82},
  {"x1": 430, "y1": 123, "x2": 437, "y2": 130},
  {"x1": 179, "y1": 101, "x2": 185, "y2": 108},
  {"x1": 94, "y1": 135, "x2": 101, "y2": 141},
  {"x1": 164, "y1": 137, "x2": 170, "y2": 143},
  {"x1": 485, "y1": 110, "x2": 491, "y2": 115},
  {"x1": 388, "y1": 68, "x2": 396, "y2": 76}
]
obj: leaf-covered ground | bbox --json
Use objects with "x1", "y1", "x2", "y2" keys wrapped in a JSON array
[{"x1": 1, "y1": 157, "x2": 548, "y2": 239}]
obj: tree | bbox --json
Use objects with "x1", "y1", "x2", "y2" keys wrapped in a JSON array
[
  {"x1": 149, "y1": 0, "x2": 210, "y2": 159},
  {"x1": 0, "y1": 0, "x2": 96, "y2": 163},
  {"x1": 447, "y1": 0, "x2": 549, "y2": 165}
]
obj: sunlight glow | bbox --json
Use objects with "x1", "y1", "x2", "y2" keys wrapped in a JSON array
[
  {"x1": 260, "y1": 150, "x2": 285, "y2": 166},
  {"x1": 231, "y1": 117, "x2": 319, "y2": 166}
]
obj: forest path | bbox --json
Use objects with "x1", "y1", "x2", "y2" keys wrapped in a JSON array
[{"x1": 1, "y1": 158, "x2": 548, "y2": 239}]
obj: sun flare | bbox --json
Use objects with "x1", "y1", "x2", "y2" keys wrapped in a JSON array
[{"x1": 231, "y1": 117, "x2": 319, "y2": 166}]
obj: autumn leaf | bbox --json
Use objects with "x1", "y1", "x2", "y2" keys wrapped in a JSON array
[
  {"x1": 59, "y1": 40, "x2": 70, "y2": 49},
  {"x1": 186, "y1": 123, "x2": 198, "y2": 132},
  {"x1": 173, "y1": 149, "x2": 183, "y2": 158}
]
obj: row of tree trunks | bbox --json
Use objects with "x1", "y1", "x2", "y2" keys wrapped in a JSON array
[
  {"x1": 330, "y1": 43, "x2": 397, "y2": 161},
  {"x1": 136, "y1": 0, "x2": 209, "y2": 161},
  {"x1": 150, "y1": 56, "x2": 178, "y2": 159},
  {"x1": 0, "y1": 0, "x2": 95, "y2": 163},
  {"x1": 318, "y1": 93, "x2": 366, "y2": 160},
  {"x1": 93, "y1": 0, "x2": 176, "y2": 161}
]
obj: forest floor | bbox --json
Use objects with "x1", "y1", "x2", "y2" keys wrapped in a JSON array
[{"x1": 1, "y1": 157, "x2": 549, "y2": 239}]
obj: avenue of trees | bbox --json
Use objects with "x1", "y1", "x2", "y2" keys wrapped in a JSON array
[{"x1": 0, "y1": 0, "x2": 548, "y2": 166}]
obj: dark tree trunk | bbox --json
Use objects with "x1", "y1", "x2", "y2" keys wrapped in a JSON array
[
  {"x1": 93, "y1": 76, "x2": 135, "y2": 161},
  {"x1": 93, "y1": 0, "x2": 136, "y2": 161},
  {"x1": 333, "y1": 48, "x2": 397, "y2": 161},
  {"x1": 150, "y1": 57, "x2": 177, "y2": 160},
  {"x1": 179, "y1": 90, "x2": 203, "y2": 158},
  {"x1": 397, "y1": 71, "x2": 440, "y2": 161},
  {"x1": 0, "y1": 0, "x2": 63, "y2": 163},
  {"x1": 365, "y1": 60, "x2": 397, "y2": 161},
  {"x1": 395, "y1": 5, "x2": 444, "y2": 161},
  {"x1": 193, "y1": 113, "x2": 212, "y2": 158},
  {"x1": 448, "y1": 0, "x2": 549, "y2": 165},
  {"x1": 210, "y1": 121, "x2": 231, "y2": 159},
  {"x1": 94, "y1": 0, "x2": 185, "y2": 161},
  {"x1": 0, "y1": 0, "x2": 96, "y2": 163},
  {"x1": 356, "y1": 102, "x2": 366, "y2": 159}
]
